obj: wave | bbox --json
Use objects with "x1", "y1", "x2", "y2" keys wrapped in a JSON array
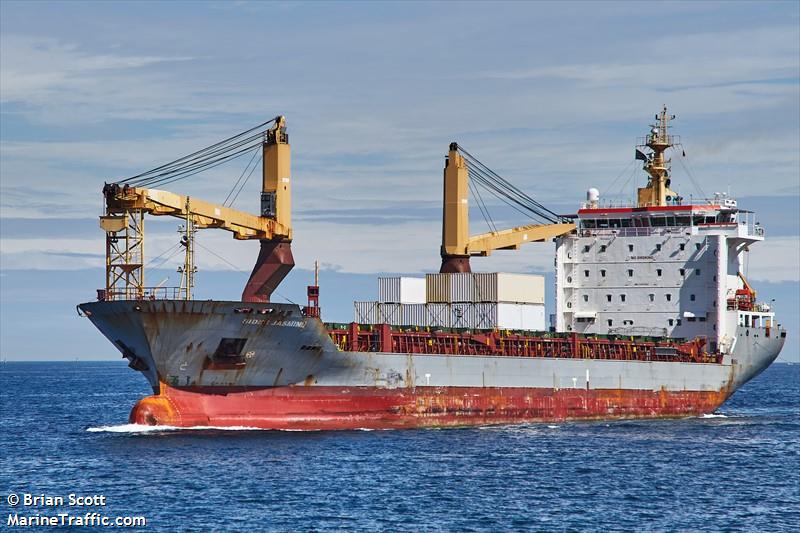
[
  {"x1": 86, "y1": 424, "x2": 385, "y2": 433},
  {"x1": 699, "y1": 413, "x2": 729, "y2": 419},
  {"x1": 86, "y1": 424, "x2": 264, "y2": 433}
]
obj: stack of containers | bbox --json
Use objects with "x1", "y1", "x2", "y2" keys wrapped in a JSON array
[
  {"x1": 426, "y1": 273, "x2": 545, "y2": 330},
  {"x1": 354, "y1": 277, "x2": 426, "y2": 325},
  {"x1": 353, "y1": 273, "x2": 545, "y2": 331}
]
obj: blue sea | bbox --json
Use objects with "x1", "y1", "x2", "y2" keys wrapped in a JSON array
[{"x1": 1, "y1": 361, "x2": 798, "y2": 532}]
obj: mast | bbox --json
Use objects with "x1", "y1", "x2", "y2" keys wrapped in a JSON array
[{"x1": 637, "y1": 106, "x2": 680, "y2": 207}]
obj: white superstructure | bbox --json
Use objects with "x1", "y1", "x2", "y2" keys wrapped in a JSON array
[{"x1": 555, "y1": 107, "x2": 779, "y2": 356}]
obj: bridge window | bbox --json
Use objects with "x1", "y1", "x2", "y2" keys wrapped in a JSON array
[
  {"x1": 657, "y1": 269, "x2": 662, "y2": 277},
  {"x1": 607, "y1": 319, "x2": 613, "y2": 327},
  {"x1": 583, "y1": 295, "x2": 589, "y2": 302},
  {"x1": 621, "y1": 219, "x2": 632, "y2": 228},
  {"x1": 627, "y1": 269, "x2": 634, "y2": 277},
  {"x1": 606, "y1": 294, "x2": 612, "y2": 302},
  {"x1": 584, "y1": 270, "x2": 590, "y2": 277},
  {"x1": 649, "y1": 294, "x2": 655, "y2": 302},
  {"x1": 666, "y1": 294, "x2": 672, "y2": 302},
  {"x1": 600, "y1": 269, "x2": 606, "y2": 277},
  {"x1": 620, "y1": 294, "x2": 626, "y2": 302},
  {"x1": 609, "y1": 219, "x2": 621, "y2": 228}
]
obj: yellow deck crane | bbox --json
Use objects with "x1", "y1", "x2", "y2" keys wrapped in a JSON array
[
  {"x1": 99, "y1": 117, "x2": 293, "y2": 302},
  {"x1": 439, "y1": 143, "x2": 575, "y2": 272}
]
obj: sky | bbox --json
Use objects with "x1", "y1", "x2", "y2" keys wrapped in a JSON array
[{"x1": 1, "y1": 0, "x2": 798, "y2": 362}]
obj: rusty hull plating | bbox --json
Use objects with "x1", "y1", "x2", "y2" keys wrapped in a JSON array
[
  {"x1": 78, "y1": 299, "x2": 783, "y2": 430},
  {"x1": 128, "y1": 383, "x2": 733, "y2": 430}
]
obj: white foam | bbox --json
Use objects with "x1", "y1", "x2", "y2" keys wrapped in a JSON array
[
  {"x1": 86, "y1": 424, "x2": 264, "y2": 433},
  {"x1": 547, "y1": 425, "x2": 560, "y2": 429},
  {"x1": 700, "y1": 413, "x2": 728, "y2": 419}
]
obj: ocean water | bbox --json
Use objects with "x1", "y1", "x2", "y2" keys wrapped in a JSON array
[{"x1": 1, "y1": 362, "x2": 798, "y2": 532}]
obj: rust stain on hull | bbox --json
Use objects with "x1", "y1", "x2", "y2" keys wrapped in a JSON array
[{"x1": 129, "y1": 383, "x2": 730, "y2": 430}]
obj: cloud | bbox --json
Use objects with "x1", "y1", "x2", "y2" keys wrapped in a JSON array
[
  {"x1": 1, "y1": 2, "x2": 798, "y2": 274},
  {"x1": 0, "y1": 35, "x2": 192, "y2": 102},
  {"x1": 745, "y1": 236, "x2": 800, "y2": 283}
]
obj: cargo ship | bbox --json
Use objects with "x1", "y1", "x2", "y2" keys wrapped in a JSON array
[{"x1": 79, "y1": 108, "x2": 786, "y2": 429}]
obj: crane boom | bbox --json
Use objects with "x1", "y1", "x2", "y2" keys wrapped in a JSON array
[
  {"x1": 102, "y1": 185, "x2": 290, "y2": 240},
  {"x1": 467, "y1": 222, "x2": 578, "y2": 256},
  {"x1": 440, "y1": 143, "x2": 576, "y2": 273}
]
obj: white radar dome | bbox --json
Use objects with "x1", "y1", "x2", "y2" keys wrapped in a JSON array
[{"x1": 586, "y1": 188, "x2": 600, "y2": 204}]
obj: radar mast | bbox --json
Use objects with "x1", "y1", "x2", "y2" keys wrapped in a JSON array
[{"x1": 637, "y1": 105, "x2": 680, "y2": 207}]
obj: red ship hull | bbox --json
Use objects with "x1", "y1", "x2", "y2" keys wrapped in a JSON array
[{"x1": 129, "y1": 383, "x2": 730, "y2": 430}]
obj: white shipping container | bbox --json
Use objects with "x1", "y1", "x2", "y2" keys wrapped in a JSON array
[
  {"x1": 520, "y1": 304, "x2": 546, "y2": 331},
  {"x1": 496, "y1": 273, "x2": 545, "y2": 304},
  {"x1": 449, "y1": 272, "x2": 476, "y2": 302},
  {"x1": 496, "y1": 303, "x2": 522, "y2": 330},
  {"x1": 496, "y1": 303, "x2": 545, "y2": 331},
  {"x1": 401, "y1": 303, "x2": 428, "y2": 326},
  {"x1": 378, "y1": 277, "x2": 426, "y2": 304},
  {"x1": 450, "y1": 302, "x2": 476, "y2": 329},
  {"x1": 354, "y1": 301, "x2": 378, "y2": 323},
  {"x1": 472, "y1": 302, "x2": 497, "y2": 329},
  {"x1": 426, "y1": 303, "x2": 451, "y2": 328},
  {"x1": 377, "y1": 303, "x2": 402, "y2": 324}
]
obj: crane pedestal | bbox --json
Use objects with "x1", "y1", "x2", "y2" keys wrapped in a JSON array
[
  {"x1": 242, "y1": 239, "x2": 294, "y2": 302},
  {"x1": 439, "y1": 255, "x2": 471, "y2": 273}
]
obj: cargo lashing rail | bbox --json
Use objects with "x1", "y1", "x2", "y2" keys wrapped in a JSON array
[{"x1": 325, "y1": 323, "x2": 718, "y2": 364}]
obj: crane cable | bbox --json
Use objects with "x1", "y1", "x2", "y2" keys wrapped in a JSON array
[
  {"x1": 117, "y1": 118, "x2": 276, "y2": 188},
  {"x1": 223, "y1": 149, "x2": 260, "y2": 207},
  {"x1": 457, "y1": 146, "x2": 564, "y2": 222},
  {"x1": 228, "y1": 153, "x2": 262, "y2": 207},
  {"x1": 125, "y1": 134, "x2": 264, "y2": 189},
  {"x1": 455, "y1": 146, "x2": 565, "y2": 225},
  {"x1": 468, "y1": 176, "x2": 497, "y2": 233},
  {"x1": 464, "y1": 160, "x2": 553, "y2": 225}
]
